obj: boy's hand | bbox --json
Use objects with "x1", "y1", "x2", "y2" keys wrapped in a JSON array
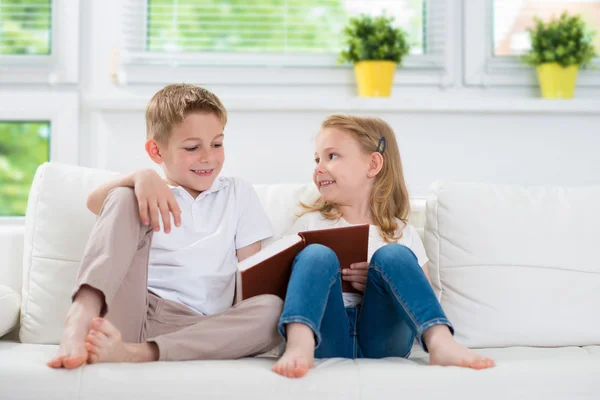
[
  {"x1": 342, "y1": 262, "x2": 369, "y2": 293},
  {"x1": 133, "y1": 169, "x2": 181, "y2": 233}
]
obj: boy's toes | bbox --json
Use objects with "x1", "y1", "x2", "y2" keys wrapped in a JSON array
[
  {"x1": 92, "y1": 318, "x2": 120, "y2": 338},
  {"x1": 85, "y1": 342, "x2": 98, "y2": 354},
  {"x1": 86, "y1": 334, "x2": 99, "y2": 347},
  {"x1": 86, "y1": 329, "x2": 108, "y2": 347},
  {"x1": 47, "y1": 356, "x2": 64, "y2": 368},
  {"x1": 63, "y1": 355, "x2": 86, "y2": 370},
  {"x1": 470, "y1": 357, "x2": 494, "y2": 370}
]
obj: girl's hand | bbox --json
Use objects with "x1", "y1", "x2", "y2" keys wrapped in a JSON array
[
  {"x1": 342, "y1": 262, "x2": 370, "y2": 293},
  {"x1": 133, "y1": 169, "x2": 181, "y2": 233}
]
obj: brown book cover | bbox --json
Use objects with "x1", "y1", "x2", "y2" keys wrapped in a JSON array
[{"x1": 236, "y1": 224, "x2": 370, "y2": 302}]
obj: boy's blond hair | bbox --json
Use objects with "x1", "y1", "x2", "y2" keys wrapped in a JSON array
[
  {"x1": 301, "y1": 114, "x2": 410, "y2": 243},
  {"x1": 145, "y1": 83, "x2": 228, "y2": 144}
]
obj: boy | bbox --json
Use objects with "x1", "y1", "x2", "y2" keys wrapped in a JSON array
[{"x1": 48, "y1": 84, "x2": 282, "y2": 369}]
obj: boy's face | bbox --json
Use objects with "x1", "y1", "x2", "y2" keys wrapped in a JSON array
[{"x1": 151, "y1": 112, "x2": 225, "y2": 198}]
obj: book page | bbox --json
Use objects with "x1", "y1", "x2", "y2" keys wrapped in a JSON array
[{"x1": 237, "y1": 234, "x2": 302, "y2": 272}]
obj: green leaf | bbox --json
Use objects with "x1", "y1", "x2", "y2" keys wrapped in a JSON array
[
  {"x1": 338, "y1": 13, "x2": 411, "y2": 64},
  {"x1": 520, "y1": 11, "x2": 597, "y2": 67}
]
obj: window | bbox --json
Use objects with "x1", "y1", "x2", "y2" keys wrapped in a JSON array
[
  {"x1": 0, "y1": 0, "x2": 79, "y2": 84},
  {"x1": 493, "y1": 0, "x2": 600, "y2": 56},
  {"x1": 465, "y1": 0, "x2": 600, "y2": 86},
  {"x1": 0, "y1": 121, "x2": 50, "y2": 216},
  {"x1": 144, "y1": 0, "x2": 425, "y2": 55},
  {"x1": 0, "y1": 0, "x2": 51, "y2": 55},
  {"x1": 119, "y1": 0, "x2": 453, "y2": 86}
]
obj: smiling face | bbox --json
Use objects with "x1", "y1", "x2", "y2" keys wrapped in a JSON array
[
  {"x1": 313, "y1": 127, "x2": 373, "y2": 207},
  {"x1": 148, "y1": 111, "x2": 224, "y2": 198}
]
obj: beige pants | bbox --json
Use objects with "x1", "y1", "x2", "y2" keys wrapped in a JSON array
[{"x1": 73, "y1": 187, "x2": 283, "y2": 361}]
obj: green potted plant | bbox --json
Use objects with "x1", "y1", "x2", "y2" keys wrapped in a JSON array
[
  {"x1": 521, "y1": 12, "x2": 597, "y2": 99},
  {"x1": 339, "y1": 14, "x2": 411, "y2": 97}
]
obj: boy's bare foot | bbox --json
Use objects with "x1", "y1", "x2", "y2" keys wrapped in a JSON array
[
  {"x1": 272, "y1": 323, "x2": 315, "y2": 378},
  {"x1": 424, "y1": 325, "x2": 495, "y2": 370},
  {"x1": 47, "y1": 286, "x2": 103, "y2": 369},
  {"x1": 85, "y1": 318, "x2": 158, "y2": 363},
  {"x1": 47, "y1": 314, "x2": 91, "y2": 369}
]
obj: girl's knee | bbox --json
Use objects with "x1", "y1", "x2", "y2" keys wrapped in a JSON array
[
  {"x1": 371, "y1": 244, "x2": 418, "y2": 272},
  {"x1": 294, "y1": 244, "x2": 339, "y2": 272}
]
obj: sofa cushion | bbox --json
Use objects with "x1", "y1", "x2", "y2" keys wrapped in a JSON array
[
  {"x1": 425, "y1": 182, "x2": 600, "y2": 348},
  {"x1": 254, "y1": 183, "x2": 428, "y2": 245},
  {"x1": 20, "y1": 163, "x2": 118, "y2": 343},
  {"x1": 253, "y1": 183, "x2": 320, "y2": 246},
  {"x1": 0, "y1": 286, "x2": 20, "y2": 337},
  {"x1": 1, "y1": 341, "x2": 599, "y2": 399}
]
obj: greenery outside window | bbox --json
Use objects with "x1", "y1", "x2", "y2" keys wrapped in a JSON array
[{"x1": 0, "y1": 121, "x2": 50, "y2": 216}]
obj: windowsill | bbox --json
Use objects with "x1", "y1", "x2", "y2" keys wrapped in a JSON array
[
  {"x1": 0, "y1": 217, "x2": 25, "y2": 227},
  {"x1": 84, "y1": 95, "x2": 600, "y2": 114}
]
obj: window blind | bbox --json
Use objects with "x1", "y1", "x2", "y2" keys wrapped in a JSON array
[
  {"x1": 0, "y1": 0, "x2": 52, "y2": 55},
  {"x1": 121, "y1": 0, "x2": 447, "y2": 68}
]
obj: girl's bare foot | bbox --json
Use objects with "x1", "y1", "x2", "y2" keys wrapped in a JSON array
[
  {"x1": 47, "y1": 286, "x2": 103, "y2": 369},
  {"x1": 424, "y1": 325, "x2": 495, "y2": 370},
  {"x1": 272, "y1": 323, "x2": 315, "y2": 378},
  {"x1": 85, "y1": 318, "x2": 158, "y2": 363}
]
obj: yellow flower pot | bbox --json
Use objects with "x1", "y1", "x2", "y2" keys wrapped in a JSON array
[
  {"x1": 354, "y1": 61, "x2": 397, "y2": 97},
  {"x1": 536, "y1": 63, "x2": 579, "y2": 99}
]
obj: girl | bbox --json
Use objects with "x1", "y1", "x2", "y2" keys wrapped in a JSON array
[{"x1": 272, "y1": 115, "x2": 495, "y2": 378}]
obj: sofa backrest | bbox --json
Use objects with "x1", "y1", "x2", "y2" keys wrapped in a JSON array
[
  {"x1": 253, "y1": 184, "x2": 426, "y2": 247},
  {"x1": 18, "y1": 162, "x2": 426, "y2": 344},
  {"x1": 14, "y1": 162, "x2": 600, "y2": 349},
  {"x1": 425, "y1": 182, "x2": 600, "y2": 348}
]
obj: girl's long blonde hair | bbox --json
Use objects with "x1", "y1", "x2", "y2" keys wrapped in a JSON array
[{"x1": 301, "y1": 114, "x2": 410, "y2": 243}]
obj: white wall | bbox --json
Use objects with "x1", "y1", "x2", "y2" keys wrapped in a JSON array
[
  {"x1": 83, "y1": 107, "x2": 600, "y2": 196},
  {"x1": 5, "y1": 0, "x2": 600, "y2": 199}
]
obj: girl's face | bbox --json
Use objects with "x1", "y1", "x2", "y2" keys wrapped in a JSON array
[{"x1": 313, "y1": 127, "x2": 373, "y2": 206}]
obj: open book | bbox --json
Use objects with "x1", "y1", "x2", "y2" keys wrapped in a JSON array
[{"x1": 236, "y1": 224, "x2": 370, "y2": 302}]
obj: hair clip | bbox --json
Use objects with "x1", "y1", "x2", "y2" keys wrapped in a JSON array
[{"x1": 376, "y1": 136, "x2": 387, "y2": 155}]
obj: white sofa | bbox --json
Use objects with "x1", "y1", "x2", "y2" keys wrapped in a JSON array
[{"x1": 1, "y1": 162, "x2": 599, "y2": 400}]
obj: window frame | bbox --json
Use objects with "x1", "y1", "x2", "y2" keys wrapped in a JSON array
[
  {"x1": 0, "y1": 0, "x2": 79, "y2": 85},
  {"x1": 117, "y1": 0, "x2": 456, "y2": 88},
  {"x1": 0, "y1": 91, "x2": 79, "y2": 220},
  {"x1": 464, "y1": 0, "x2": 600, "y2": 87},
  {"x1": 0, "y1": 92, "x2": 78, "y2": 164}
]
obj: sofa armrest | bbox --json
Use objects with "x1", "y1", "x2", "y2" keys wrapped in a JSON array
[
  {"x1": 0, "y1": 225, "x2": 25, "y2": 294},
  {"x1": 0, "y1": 285, "x2": 21, "y2": 338}
]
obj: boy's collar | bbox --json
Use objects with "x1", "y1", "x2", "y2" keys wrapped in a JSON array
[{"x1": 167, "y1": 176, "x2": 229, "y2": 198}]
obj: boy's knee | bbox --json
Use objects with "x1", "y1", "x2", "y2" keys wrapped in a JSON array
[
  {"x1": 102, "y1": 187, "x2": 140, "y2": 218},
  {"x1": 106, "y1": 187, "x2": 137, "y2": 205},
  {"x1": 252, "y1": 294, "x2": 283, "y2": 323}
]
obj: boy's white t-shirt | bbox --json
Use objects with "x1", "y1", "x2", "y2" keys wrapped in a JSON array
[
  {"x1": 287, "y1": 212, "x2": 428, "y2": 308},
  {"x1": 147, "y1": 176, "x2": 273, "y2": 315}
]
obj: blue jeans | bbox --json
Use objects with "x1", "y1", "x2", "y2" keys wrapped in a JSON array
[{"x1": 278, "y1": 243, "x2": 454, "y2": 359}]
